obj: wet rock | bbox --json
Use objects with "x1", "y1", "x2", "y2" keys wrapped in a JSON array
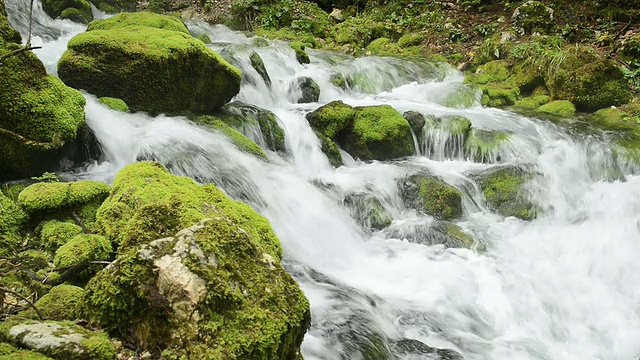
[
  {"x1": 464, "y1": 129, "x2": 511, "y2": 163},
  {"x1": 329, "y1": 8, "x2": 344, "y2": 22},
  {"x1": 400, "y1": 174, "x2": 463, "y2": 221},
  {"x1": 343, "y1": 192, "x2": 393, "y2": 231},
  {"x1": 403, "y1": 111, "x2": 426, "y2": 135},
  {"x1": 292, "y1": 76, "x2": 321, "y2": 103},
  {"x1": 290, "y1": 41, "x2": 310, "y2": 64},
  {"x1": 219, "y1": 102, "x2": 286, "y2": 152},
  {"x1": 391, "y1": 338, "x2": 464, "y2": 360},
  {"x1": 249, "y1": 51, "x2": 271, "y2": 87},
  {"x1": 381, "y1": 219, "x2": 473, "y2": 248},
  {"x1": 473, "y1": 165, "x2": 538, "y2": 220}
]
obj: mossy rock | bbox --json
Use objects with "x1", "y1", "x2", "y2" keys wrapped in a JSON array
[
  {"x1": 464, "y1": 129, "x2": 511, "y2": 163},
  {"x1": 30, "y1": 285, "x2": 84, "y2": 321},
  {"x1": 39, "y1": 219, "x2": 83, "y2": 252},
  {"x1": 365, "y1": 37, "x2": 400, "y2": 56},
  {"x1": 0, "y1": 319, "x2": 115, "y2": 360},
  {"x1": 400, "y1": 174, "x2": 463, "y2": 221},
  {"x1": 249, "y1": 51, "x2": 271, "y2": 87},
  {"x1": 98, "y1": 97, "x2": 129, "y2": 112},
  {"x1": 290, "y1": 41, "x2": 310, "y2": 64},
  {"x1": 85, "y1": 162, "x2": 310, "y2": 358},
  {"x1": 86, "y1": 12, "x2": 188, "y2": 33},
  {"x1": 507, "y1": 61, "x2": 546, "y2": 94},
  {"x1": 54, "y1": 233, "x2": 112, "y2": 268},
  {"x1": 511, "y1": 0, "x2": 555, "y2": 36},
  {"x1": 218, "y1": 102, "x2": 286, "y2": 152},
  {"x1": 314, "y1": 130, "x2": 343, "y2": 167},
  {"x1": 403, "y1": 111, "x2": 426, "y2": 136},
  {"x1": 1, "y1": 0, "x2": 21, "y2": 43},
  {"x1": 41, "y1": 0, "x2": 92, "y2": 23},
  {"x1": 515, "y1": 86, "x2": 551, "y2": 108},
  {"x1": 398, "y1": 32, "x2": 425, "y2": 48},
  {"x1": 546, "y1": 46, "x2": 631, "y2": 111},
  {"x1": 537, "y1": 100, "x2": 576, "y2": 117},
  {"x1": 194, "y1": 115, "x2": 268, "y2": 159},
  {"x1": 0, "y1": 344, "x2": 53, "y2": 360},
  {"x1": 292, "y1": 76, "x2": 320, "y2": 103},
  {"x1": 17, "y1": 180, "x2": 110, "y2": 231},
  {"x1": 0, "y1": 192, "x2": 28, "y2": 257},
  {"x1": 343, "y1": 192, "x2": 392, "y2": 231},
  {"x1": 342, "y1": 105, "x2": 414, "y2": 161},
  {"x1": 480, "y1": 84, "x2": 520, "y2": 107},
  {"x1": 307, "y1": 100, "x2": 356, "y2": 139},
  {"x1": 442, "y1": 83, "x2": 482, "y2": 108},
  {"x1": 475, "y1": 165, "x2": 538, "y2": 220},
  {"x1": 58, "y1": 13, "x2": 241, "y2": 115},
  {"x1": 60, "y1": 7, "x2": 90, "y2": 24},
  {"x1": 422, "y1": 114, "x2": 472, "y2": 159},
  {"x1": 391, "y1": 338, "x2": 463, "y2": 360},
  {"x1": 0, "y1": 35, "x2": 86, "y2": 179}
]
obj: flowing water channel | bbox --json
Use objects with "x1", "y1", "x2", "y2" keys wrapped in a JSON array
[{"x1": 6, "y1": 2, "x2": 640, "y2": 359}]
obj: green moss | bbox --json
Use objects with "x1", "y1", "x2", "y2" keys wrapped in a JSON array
[
  {"x1": 333, "y1": 17, "x2": 388, "y2": 49},
  {"x1": 443, "y1": 84, "x2": 482, "y2": 108},
  {"x1": 98, "y1": 97, "x2": 129, "y2": 112},
  {"x1": 84, "y1": 163, "x2": 309, "y2": 357},
  {"x1": 31, "y1": 285, "x2": 84, "y2": 321},
  {"x1": 0, "y1": 192, "x2": 28, "y2": 257},
  {"x1": 0, "y1": 183, "x2": 28, "y2": 203},
  {"x1": 58, "y1": 23, "x2": 241, "y2": 115},
  {"x1": 444, "y1": 223, "x2": 473, "y2": 248},
  {"x1": 306, "y1": 100, "x2": 356, "y2": 139},
  {"x1": 343, "y1": 105, "x2": 414, "y2": 160},
  {"x1": 54, "y1": 233, "x2": 112, "y2": 268},
  {"x1": 515, "y1": 86, "x2": 551, "y2": 108},
  {"x1": 477, "y1": 166, "x2": 537, "y2": 220},
  {"x1": 87, "y1": 12, "x2": 188, "y2": 33},
  {"x1": 537, "y1": 100, "x2": 576, "y2": 117},
  {"x1": 41, "y1": 0, "x2": 92, "y2": 23},
  {"x1": 465, "y1": 129, "x2": 510, "y2": 163},
  {"x1": 18, "y1": 180, "x2": 110, "y2": 215},
  {"x1": 290, "y1": 41, "x2": 310, "y2": 64},
  {"x1": 194, "y1": 116, "x2": 267, "y2": 160},
  {"x1": 60, "y1": 8, "x2": 90, "y2": 24},
  {"x1": 397, "y1": 32, "x2": 425, "y2": 48},
  {"x1": 0, "y1": 40, "x2": 85, "y2": 177},
  {"x1": 40, "y1": 219, "x2": 83, "y2": 252},
  {"x1": 481, "y1": 85, "x2": 520, "y2": 107},
  {"x1": 365, "y1": 37, "x2": 401, "y2": 56},
  {"x1": 218, "y1": 102, "x2": 285, "y2": 152},
  {"x1": 314, "y1": 130, "x2": 343, "y2": 167},
  {"x1": 591, "y1": 107, "x2": 636, "y2": 130},
  {"x1": 438, "y1": 115, "x2": 472, "y2": 136},
  {"x1": 97, "y1": 3, "x2": 118, "y2": 13},
  {"x1": 96, "y1": 162, "x2": 282, "y2": 259},
  {"x1": 417, "y1": 177, "x2": 463, "y2": 221},
  {"x1": 0, "y1": 350, "x2": 53, "y2": 360},
  {"x1": 479, "y1": 60, "x2": 511, "y2": 82},
  {"x1": 0, "y1": 343, "x2": 17, "y2": 355},
  {"x1": 344, "y1": 193, "x2": 392, "y2": 230},
  {"x1": 249, "y1": 51, "x2": 271, "y2": 86},
  {"x1": 511, "y1": 1, "x2": 554, "y2": 36}
]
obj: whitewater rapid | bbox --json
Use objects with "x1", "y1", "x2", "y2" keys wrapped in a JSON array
[{"x1": 6, "y1": 1, "x2": 640, "y2": 359}]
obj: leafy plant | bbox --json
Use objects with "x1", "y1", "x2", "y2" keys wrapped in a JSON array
[{"x1": 31, "y1": 172, "x2": 59, "y2": 183}]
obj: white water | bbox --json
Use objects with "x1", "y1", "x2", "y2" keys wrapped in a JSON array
[{"x1": 6, "y1": 2, "x2": 640, "y2": 358}]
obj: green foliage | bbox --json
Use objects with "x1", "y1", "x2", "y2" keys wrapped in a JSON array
[
  {"x1": 194, "y1": 115, "x2": 268, "y2": 159},
  {"x1": 31, "y1": 172, "x2": 59, "y2": 183},
  {"x1": 537, "y1": 100, "x2": 576, "y2": 117},
  {"x1": 98, "y1": 97, "x2": 129, "y2": 112}
]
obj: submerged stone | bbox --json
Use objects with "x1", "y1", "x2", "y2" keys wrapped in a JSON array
[
  {"x1": 292, "y1": 76, "x2": 320, "y2": 103},
  {"x1": 464, "y1": 129, "x2": 511, "y2": 163},
  {"x1": 343, "y1": 192, "x2": 393, "y2": 231},
  {"x1": 249, "y1": 51, "x2": 271, "y2": 87},
  {"x1": 400, "y1": 174, "x2": 463, "y2": 221},
  {"x1": 474, "y1": 165, "x2": 538, "y2": 220}
]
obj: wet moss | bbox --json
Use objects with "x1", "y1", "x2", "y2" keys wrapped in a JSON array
[
  {"x1": 87, "y1": 11, "x2": 188, "y2": 33},
  {"x1": 290, "y1": 41, "x2": 310, "y2": 64},
  {"x1": 464, "y1": 129, "x2": 510, "y2": 163},
  {"x1": 54, "y1": 234, "x2": 112, "y2": 268},
  {"x1": 41, "y1": 0, "x2": 92, "y2": 23},
  {"x1": 39, "y1": 219, "x2": 83, "y2": 252},
  {"x1": 365, "y1": 38, "x2": 401, "y2": 56},
  {"x1": 195, "y1": 115, "x2": 268, "y2": 160},
  {"x1": 0, "y1": 192, "x2": 28, "y2": 257},
  {"x1": 218, "y1": 102, "x2": 286, "y2": 152},
  {"x1": 307, "y1": 100, "x2": 356, "y2": 139},
  {"x1": 537, "y1": 100, "x2": 576, "y2": 117},
  {"x1": 98, "y1": 97, "x2": 129, "y2": 112},
  {"x1": 60, "y1": 8, "x2": 89, "y2": 24},
  {"x1": 30, "y1": 285, "x2": 84, "y2": 321},
  {"x1": 249, "y1": 51, "x2": 271, "y2": 87},
  {"x1": 343, "y1": 105, "x2": 414, "y2": 160},
  {"x1": 476, "y1": 166, "x2": 537, "y2": 220},
  {"x1": 18, "y1": 181, "x2": 110, "y2": 215},
  {"x1": 314, "y1": 130, "x2": 343, "y2": 167},
  {"x1": 515, "y1": 86, "x2": 551, "y2": 108},
  {"x1": 401, "y1": 174, "x2": 463, "y2": 221}
]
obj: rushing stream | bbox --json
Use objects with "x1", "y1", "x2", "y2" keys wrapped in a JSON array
[{"x1": 6, "y1": 2, "x2": 640, "y2": 359}]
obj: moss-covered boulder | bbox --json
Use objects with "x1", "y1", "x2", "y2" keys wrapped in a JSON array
[
  {"x1": 217, "y1": 102, "x2": 286, "y2": 152},
  {"x1": 515, "y1": 86, "x2": 551, "y2": 108},
  {"x1": 511, "y1": 0, "x2": 555, "y2": 36},
  {"x1": 343, "y1": 105, "x2": 414, "y2": 160},
  {"x1": 314, "y1": 130, "x2": 343, "y2": 167},
  {"x1": 249, "y1": 51, "x2": 271, "y2": 87},
  {"x1": 31, "y1": 285, "x2": 84, "y2": 321},
  {"x1": 474, "y1": 165, "x2": 537, "y2": 220},
  {"x1": 0, "y1": 192, "x2": 28, "y2": 257},
  {"x1": 41, "y1": 0, "x2": 93, "y2": 24},
  {"x1": 464, "y1": 129, "x2": 511, "y2": 163},
  {"x1": 537, "y1": 100, "x2": 576, "y2": 117},
  {"x1": 290, "y1": 41, "x2": 310, "y2": 64},
  {"x1": 98, "y1": 97, "x2": 129, "y2": 112},
  {"x1": 400, "y1": 174, "x2": 463, "y2": 221},
  {"x1": 60, "y1": 8, "x2": 90, "y2": 24},
  {"x1": 85, "y1": 162, "x2": 310, "y2": 358},
  {"x1": 0, "y1": 319, "x2": 115, "y2": 360},
  {"x1": 307, "y1": 100, "x2": 356, "y2": 139},
  {"x1": 546, "y1": 46, "x2": 632, "y2": 111},
  {"x1": 292, "y1": 76, "x2": 320, "y2": 103},
  {"x1": 343, "y1": 192, "x2": 392, "y2": 231},
  {"x1": 54, "y1": 234, "x2": 112, "y2": 268},
  {"x1": 194, "y1": 115, "x2": 268, "y2": 159},
  {"x1": 17, "y1": 180, "x2": 111, "y2": 231},
  {"x1": 381, "y1": 220, "x2": 473, "y2": 248},
  {"x1": 39, "y1": 219, "x2": 83, "y2": 252},
  {"x1": 0, "y1": 8, "x2": 87, "y2": 180},
  {"x1": 422, "y1": 114, "x2": 472, "y2": 159},
  {"x1": 58, "y1": 13, "x2": 241, "y2": 116}
]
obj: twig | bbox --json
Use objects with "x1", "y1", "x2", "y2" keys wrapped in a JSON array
[
  {"x1": 613, "y1": 20, "x2": 633, "y2": 43},
  {"x1": 0, "y1": 46, "x2": 42, "y2": 62},
  {"x1": 0, "y1": 287, "x2": 43, "y2": 320},
  {"x1": 27, "y1": 0, "x2": 34, "y2": 48},
  {"x1": 71, "y1": 211, "x2": 91, "y2": 234}
]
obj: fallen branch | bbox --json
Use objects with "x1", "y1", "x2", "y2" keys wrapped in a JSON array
[
  {"x1": 0, "y1": 46, "x2": 42, "y2": 62},
  {"x1": 0, "y1": 287, "x2": 43, "y2": 320}
]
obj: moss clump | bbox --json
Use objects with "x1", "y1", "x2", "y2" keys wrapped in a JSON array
[
  {"x1": 476, "y1": 166, "x2": 537, "y2": 220},
  {"x1": 365, "y1": 38, "x2": 401, "y2": 56},
  {"x1": 307, "y1": 100, "x2": 356, "y2": 139},
  {"x1": 511, "y1": 1, "x2": 555, "y2": 36},
  {"x1": 290, "y1": 41, "x2": 310, "y2": 64},
  {"x1": 546, "y1": 46, "x2": 631, "y2": 111},
  {"x1": 54, "y1": 234, "x2": 112, "y2": 268},
  {"x1": 98, "y1": 97, "x2": 129, "y2": 112},
  {"x1": 515, "y1": 86, "x2": 551, "y2": 108},
  {"x1": 96, "y1": 162, "x2": 282, "y2": 258},
  {"x1": 343, "y1": 105, "x2": 414, "y2": 160},
  {"x1": 0, "y1": 319, "x2": 115, "y2": 360},
  {"x1": 84, "y1": 163, "x2": 309, "y2": 358},
  {"x1": 0, "y1": 34, "x2": 86, "y2": 178},
  {"x1": 40, "y1": 219, "x2": 83, "y2": 252},
  {"x1": 0, "y1": 192, "x2": 28, "y2": 257},
  {"x1": 195, "y1": 115, "x2": 268, "y2": 160},
  {"x1": 481, "y1": 85, "x2": 520, "y2": 107},
  {"x1": 18, "y1": 181, "x2": 110, "y2": 215},
  {"x1": 397, "y1": 32, "x2": 425, "y2": 48},
  {"x1": 58, "y1": 14, "x2": 241, "y2": 115},
  {"x1": 87, "y1": 11, "x2": 188, "y2": 33},
  {"x1": 60, "y1": 8, "x2": 89, "y2": 24},
  {"x1": 31, "y1": 285, "x2": 84, "y2": 321},
  {"x1": 218, "y1": 102, "x2": 286, "y2": 152},
  {"x1": 537, "y1": 100, "x2": 576, "y2": 117},
  {"x1": 464, "y1": 129, "x2": 510, "y2": 163},
  {"x1": 0, "y1": 349, "x2": 53, "y2": 360},
  {"x1": 41, "y1": 0, "x2": 92, "y2": 23},
  {"x1": 401, "y1": 174, "x2": 463, "y2": 221}
]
